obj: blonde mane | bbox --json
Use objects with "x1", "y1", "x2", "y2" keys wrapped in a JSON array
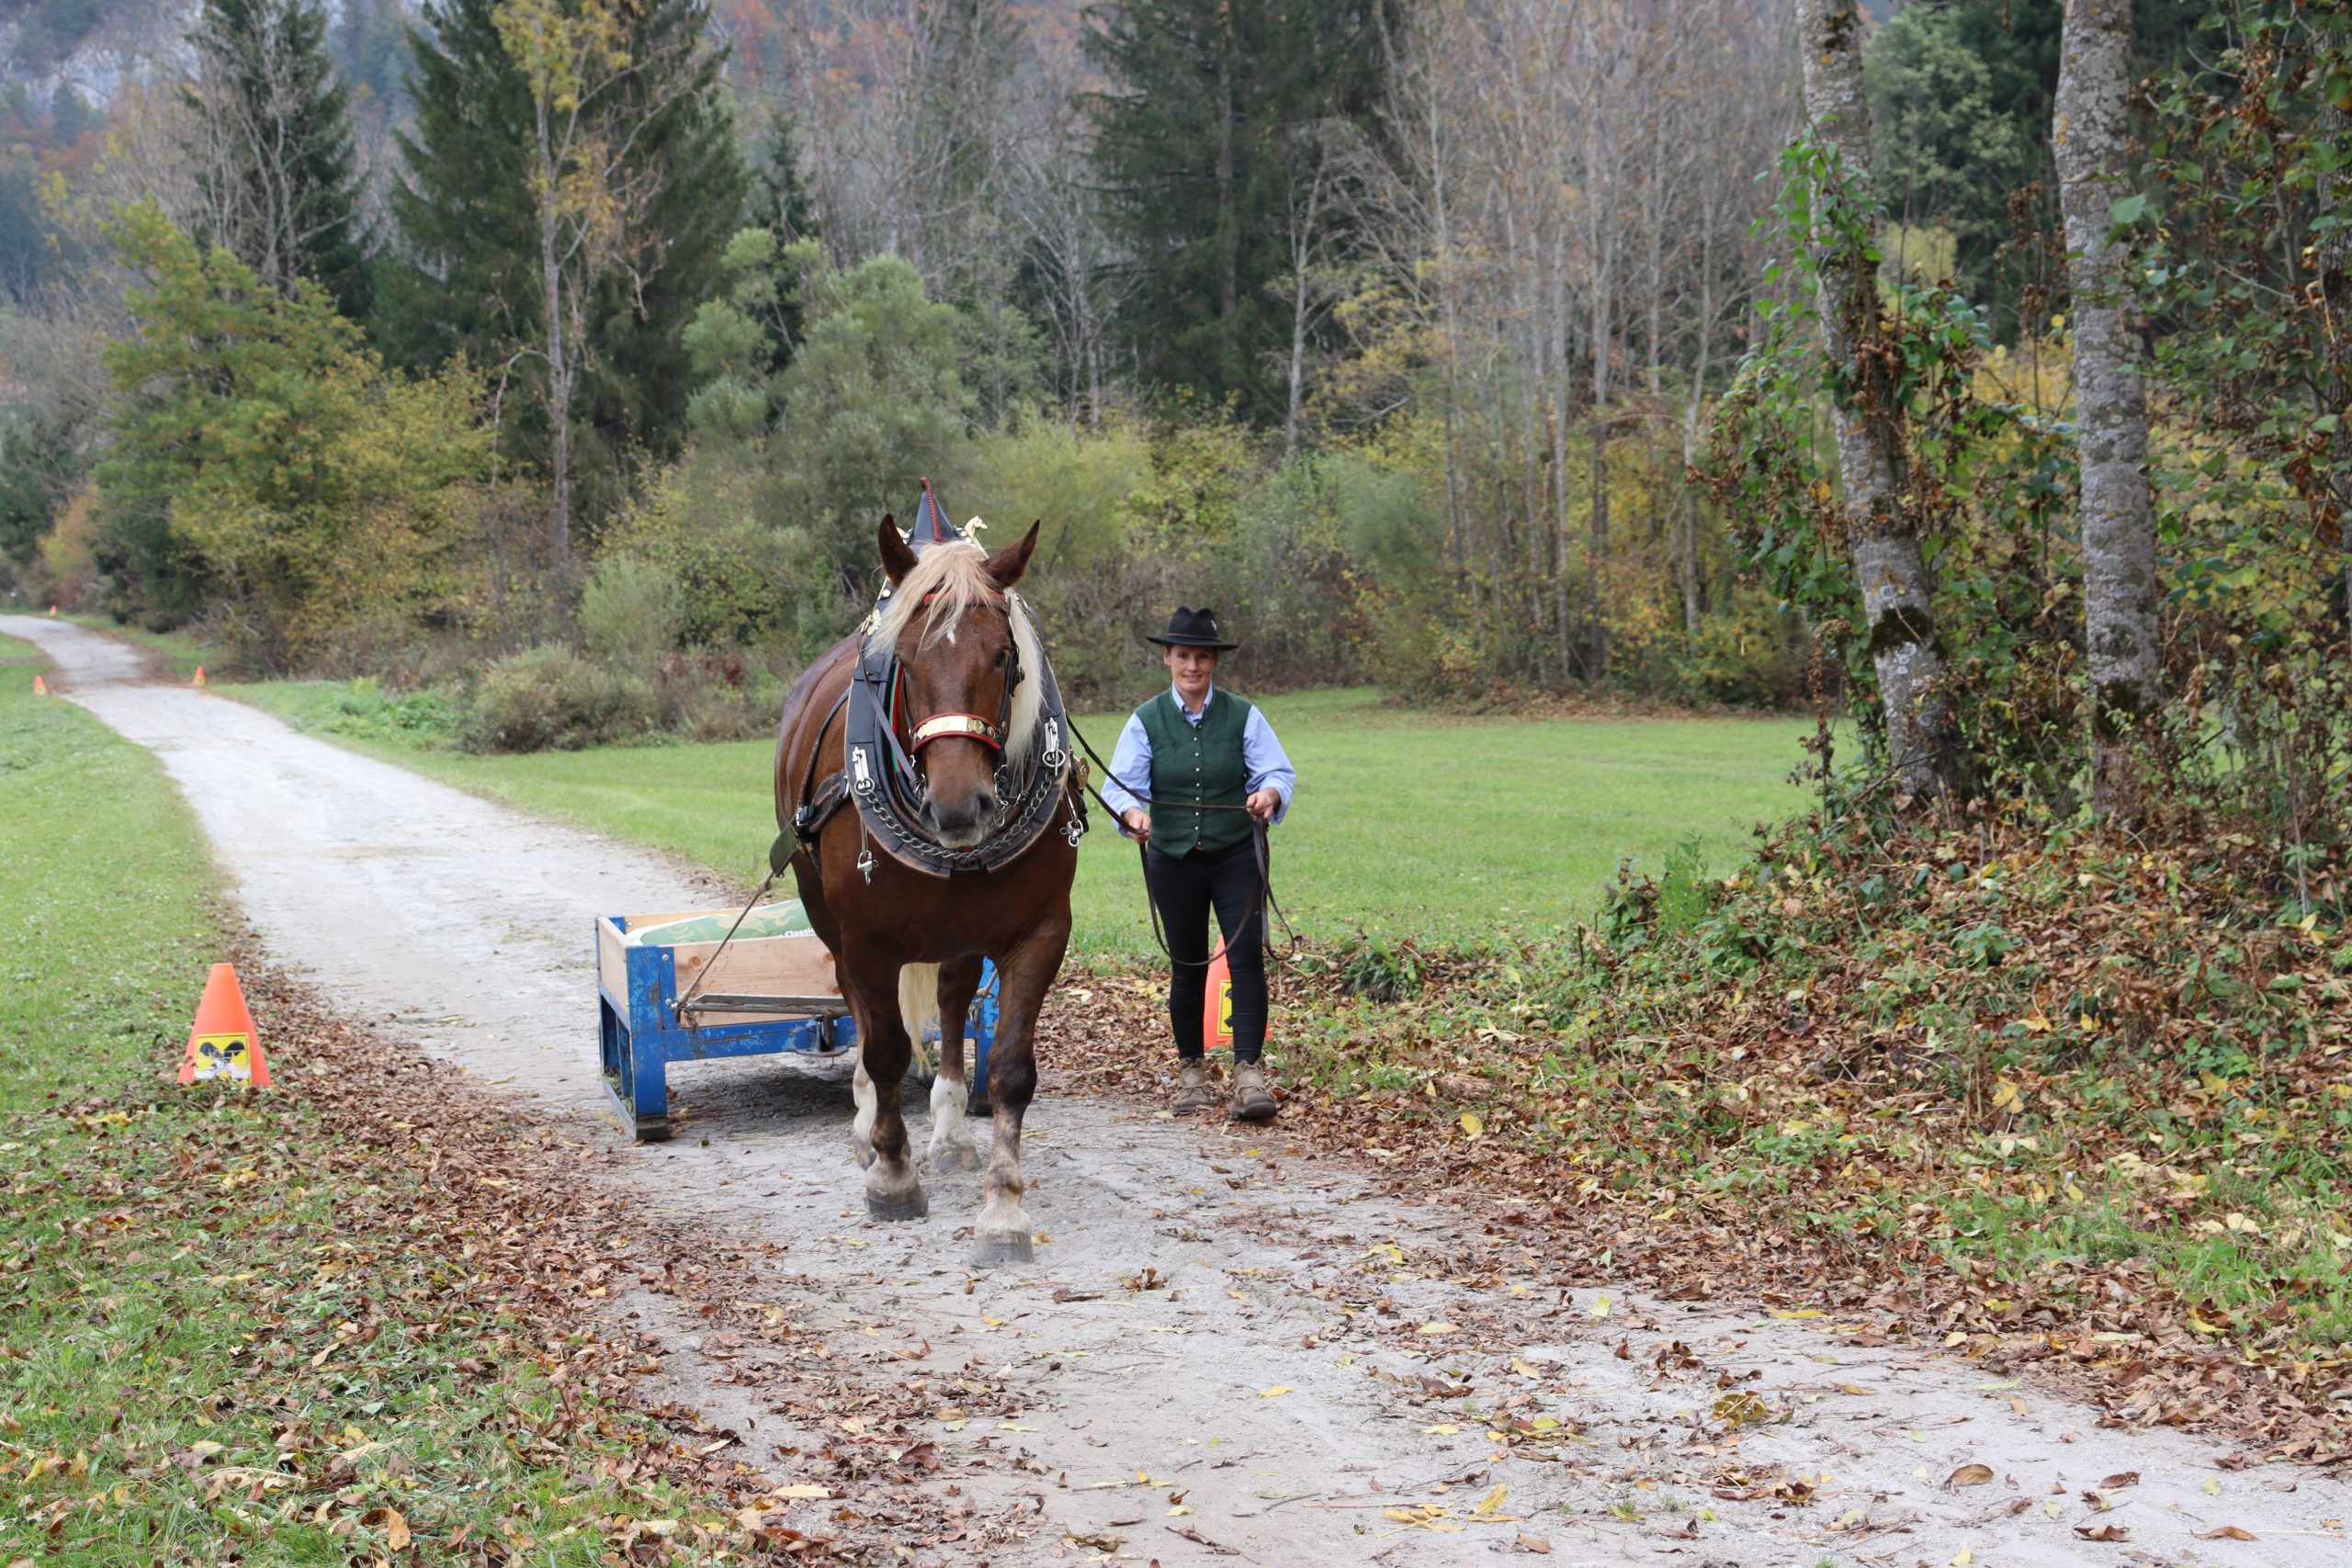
[{"x1": 865, "y1": 539, "x2": 1048, "y2": 771}]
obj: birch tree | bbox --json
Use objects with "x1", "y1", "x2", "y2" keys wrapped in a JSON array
[
  {"x1": 492, "y1": 0, "x2": 708, "y2": 567},
  {"x1": 2054, "y1": 0, "x2": 2160, "y2": 817},
  {"x1": 1794, "y1": 0, "x2": 1968, "y2": 800},
  {"x1": 184, "y1": 0, "x2": 368, "y2": 313}
]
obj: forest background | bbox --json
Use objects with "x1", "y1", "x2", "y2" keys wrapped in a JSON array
[{"x1": 0, "y1": 0, "x2": 2343, "y2": 805}]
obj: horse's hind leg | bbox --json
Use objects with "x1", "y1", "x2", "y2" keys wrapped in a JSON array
[
  {"x1": 928, "y1": 956, "x2": 984, "y2": 1174},
  {"x1": 971, "y1": 925, "x2": 1068, "y2": 1269},
  {"x1": 845, "y1": 954, "x2": 926, "y2": 1221}
]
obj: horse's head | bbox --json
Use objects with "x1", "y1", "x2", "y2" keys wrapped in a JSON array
[{"x1": 874, "y1": 514, "x2": 1042, "y2": 848}]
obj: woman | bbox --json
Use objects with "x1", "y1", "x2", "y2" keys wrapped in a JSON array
[{"x1": 1101, "y1": 606, "x2": 1295, "y2": 1122}]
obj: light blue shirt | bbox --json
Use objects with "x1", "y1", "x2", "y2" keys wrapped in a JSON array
[{"x1": 1100, "y1": 685, "x2": 1295, "y2": 837}]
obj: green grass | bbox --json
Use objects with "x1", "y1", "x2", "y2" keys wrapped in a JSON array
[
  {"x1": 0, "y1": 638, "x2": 706, "y2": 1563},
  {"x1": 229, "y1": 682, "x2": 1815, "y2": 955},
  {"x1": 0, "y1": 639, "x2": 220, "y2": 1110}
]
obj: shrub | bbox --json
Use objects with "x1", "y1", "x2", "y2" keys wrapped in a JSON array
[
  {"x1": 581, "y1": 552, "x2": 685, "y2": 669},
  {"x1": 461, "y1": 645, "x2": 659, "y2": 752},
  {"x1": 652, "y1": 649, "x2": 787, "y2": 743}
]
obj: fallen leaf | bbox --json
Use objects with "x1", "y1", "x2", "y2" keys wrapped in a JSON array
[
  {"x1": 1259, "y1": 1385, "x2": 1291, "y2": 1398},
  {"x1": 1417, "y1": 1320, "x2": 1458, "y2": 1335},
  {"x1": 1946, "y1": 1462, "x2": 1995, "y2": 1488},
  {"x1": 1515, "y1": 1535, "x2": 1552, "y2": 1555},
  {"x1": 1713, "y1": 1392, "x2": 1768, "y2": 1428},
  {"x1": 1475, "y1": 1483, "x2": 1507, "y2": 1517},
  {"x1": 778, "y1": 1484, "x2": 832, "y2": 1500},
  {"x1": 359, "y1": 1507, "x2": 410, "y2": 1549},
  {"x1": 1951, "y1": 1549, "x2": 1972, "y2": 1566},
  {"x1": 1460, "y1": 1111, "x2": 1484, "y2": 1138},
  {"x1": 2193, "y1": 1526, "x2": 2257, "y2": 1541},
  {"x1": 2074, "y1": 1523, "x2": 2129, "y2": 1541},
  {"x1": 2099, "y1": 1471, "x2": 2139, "y2": 1490}
]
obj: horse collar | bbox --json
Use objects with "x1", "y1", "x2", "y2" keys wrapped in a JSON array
[{"x1": 827, "y1": 602, "x2": 1077, "y2": 879}]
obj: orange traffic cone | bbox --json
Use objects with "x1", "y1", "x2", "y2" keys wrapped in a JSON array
[
  {"x1": 1204, "y1": 951, "x2": 1234, "y2": 1054},
  {"x1": 31, "y1": 675, "x2": 48, "y2": 697},
  {"x1": 191, "y1": 666, "x2": 207, "y2": 687},
  {"x1": 47, "y1": 604, "x2": 56, "y2": 615},
  {"x1": 178, "y1": 963, "x2": 271, "y2": 1088}
]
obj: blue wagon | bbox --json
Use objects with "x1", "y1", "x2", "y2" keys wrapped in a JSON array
[{"x1": 595, "y1": 903, "x2": 995, "y2": 1142}]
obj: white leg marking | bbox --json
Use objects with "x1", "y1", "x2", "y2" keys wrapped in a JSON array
[
  {"x1": 929, "y1": 1068, "x2": 978, "y2": 1170},
  {"x1": 972, "y1": 1116, "x2": 1031, "y2": 1262},
  {"x1": 851, "y1": 1053, "x2": 878, "y2": 1168}
]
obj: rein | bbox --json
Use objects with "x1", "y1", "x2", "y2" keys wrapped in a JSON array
[{"x1": 1063, "y1": 716, "x2": 1295, "y2": 970}]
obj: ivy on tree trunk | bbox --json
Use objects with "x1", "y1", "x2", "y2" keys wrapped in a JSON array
[
  {"x1": 1794, "y1": 0, "x2": 1969, "y2": 803},
  {"x1": 2055, "y1": 0, "x2": 2161, "y2": 819}
]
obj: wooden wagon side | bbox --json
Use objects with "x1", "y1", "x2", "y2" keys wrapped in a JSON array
[{"x1": 594, "y1": 911, "x2": 999, "y2": 1143}]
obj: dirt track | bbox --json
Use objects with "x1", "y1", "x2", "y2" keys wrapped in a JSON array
[{"x1": 9, "y1": 612, "x2": 2346, "y2": 1567}]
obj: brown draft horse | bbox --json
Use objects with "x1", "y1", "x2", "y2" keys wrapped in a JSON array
[{"x1": 772, "y1": 518, "x2": 1079, "y2": 1267}]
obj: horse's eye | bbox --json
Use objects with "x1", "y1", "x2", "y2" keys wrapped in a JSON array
[{"x1": 995, "y1": 649, "x2": 1008, "y2": 668}]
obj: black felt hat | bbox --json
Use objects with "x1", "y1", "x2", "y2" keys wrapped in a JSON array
[{"x1": 1146, "y1": 605, "x2": 1239, "y2": 650}]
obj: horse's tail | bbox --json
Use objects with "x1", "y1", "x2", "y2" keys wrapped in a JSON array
[{"x1": 899, "y1": 962, "x2": 940, "y2": 1079}]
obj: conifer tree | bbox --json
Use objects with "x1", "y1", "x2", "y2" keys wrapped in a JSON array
[
  {"x1": 746, "y1": 107, "x2": 820, "y2": 371},
  {"x1": 384, "y1": 0, "x2": 743, "y2": 546},
  {"x1": 185, "y1": 0, "x2": 369, "y2": 316},
  {"x1": 381, "y1": 0, "x2": 537, "y2": 376},
  {"x1": 1084, "y1": 0, "x2": 1396, "y2": 422}
]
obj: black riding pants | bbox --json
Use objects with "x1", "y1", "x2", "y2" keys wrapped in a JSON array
[{"x1": 1147, "y1": 838, "x2": 1268, "y2": 1065}]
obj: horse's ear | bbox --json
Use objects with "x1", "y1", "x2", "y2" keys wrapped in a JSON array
[
  {"x1": 877, "y1": 513, "x2": 917, "y2": 586},
  {"x1": 982, "y1": 521, "x2": 1040, "y2": 589}
]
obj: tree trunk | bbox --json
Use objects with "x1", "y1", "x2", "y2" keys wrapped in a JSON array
[
  {"x1": 2057, "y1": 0, "x2": 2160, "y2": 818},
  {"x1": 1680, "y1": 244, "x2": 1714, "y2": 640},
  {"x1": 1588, "y1": 251, "x2": 1611, "y2": 686},
  {"x1": 1215, "y1": 18, "x2": 1238, "y2": 381},
  {"x1": 1589, "y1": 411, "x2": 1609, "y2": 683},
  {"x1": 1795, "y1": 0, "x2": 1966, "y2": 801},
  {"x1": 534, "y1": 91, "x2": 572, "y2": 572},
  {"x1": 2317, "y1": 103, "x2": 2352, "y2": 642}
]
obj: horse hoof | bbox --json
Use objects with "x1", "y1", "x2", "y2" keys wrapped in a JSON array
[
  {"x1": 866, "y1": 1190, "x2": 929, "y2": 1222},
  {"x1": 966, "y1": 1091, "x2": 993, "y2": 1119},
  {"x1": 932, "y1": 1144, "x2": 982, "y2": 1175},
  {"x1": 969, "y1": 1231, "x2": 1034, "y2": 1268}
]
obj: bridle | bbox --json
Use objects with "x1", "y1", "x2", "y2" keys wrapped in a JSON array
[
  {"x1": 881, "y1": 588, "x2": 1021, "y2": 796},
  {"x1": 790, "y1": 582, "x2": 1080, "y2": 883}
]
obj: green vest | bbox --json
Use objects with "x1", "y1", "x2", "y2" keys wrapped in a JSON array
[{"x1": 1140, "y1": 688, "x2": 1255, "y2": 855}]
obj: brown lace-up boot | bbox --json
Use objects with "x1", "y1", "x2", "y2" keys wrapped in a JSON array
[
  {"x1": 1228, "y1": 1061, "x2": 1277, "y2": 1122},
  {"x1": 1172, "y1": 1061, "x2": 1214, "y2": 1116}
]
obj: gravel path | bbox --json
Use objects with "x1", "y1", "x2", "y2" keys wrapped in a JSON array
[{"x1": 9, "y1": 612, "x2": 2345, "y2": 1567}]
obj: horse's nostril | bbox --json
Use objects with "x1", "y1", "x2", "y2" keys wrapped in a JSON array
[{"x1": 974, "y1": 790, "x2": 998, "y2": 818}]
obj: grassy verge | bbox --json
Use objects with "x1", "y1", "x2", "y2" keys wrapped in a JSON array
[
  {"x1": 1053, "y1": 807, "x2": 2350, "y2": 1460},
  {"x1": 227, "y1": 679, "x2": 1814, "y2": 955},
  {"x1": 0, "y1": 639, "x2": 755, "y2": 1564}
]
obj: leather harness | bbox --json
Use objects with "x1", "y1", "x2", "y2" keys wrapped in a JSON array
[{"x1": 789, "y1": 587, "x2": 1084, "y2": 880}]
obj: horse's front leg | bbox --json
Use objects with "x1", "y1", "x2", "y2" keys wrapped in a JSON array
[
  {"x1": 971, "y1": 923, "x2": 1069, "y2": 1268},
  {"x1": 928, "y1": 956, "x2": 984, "y2": 1174},
  {"x1": 845, "y1": 954, "x2": 927, "y2": 1221}
]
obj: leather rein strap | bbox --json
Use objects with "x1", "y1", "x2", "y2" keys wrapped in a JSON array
[{"x1": 1062, "y1": 716, "x2": 1294, "y2": 969}]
